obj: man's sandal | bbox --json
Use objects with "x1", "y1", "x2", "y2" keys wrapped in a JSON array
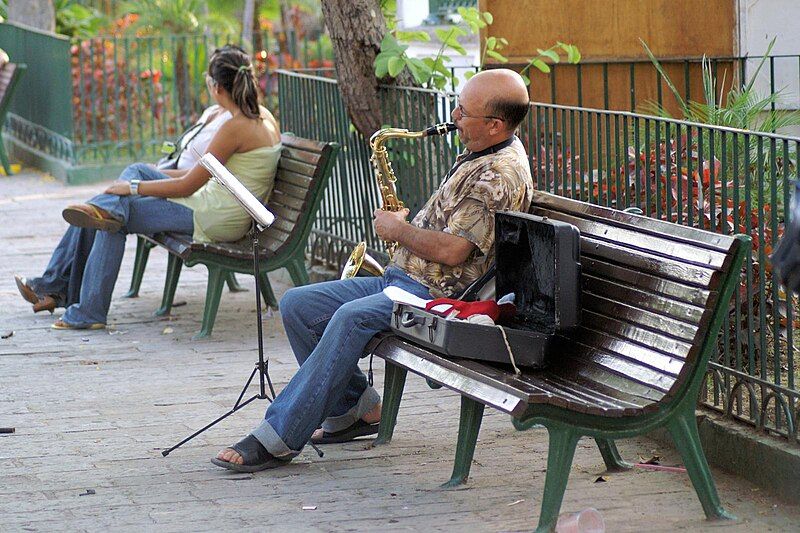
[
  {"x1": 211, "y1": 435, "x2": 291, "y2": 473},
  {"x1": 62, "y1": 204, "x2": 123, "y2": 232},
  {"x1": 311, "y1": 419, "x2": 380, "y2": 445},
  {"x1": 51, "y1": 319, "x2": 105, "y2": 330}
]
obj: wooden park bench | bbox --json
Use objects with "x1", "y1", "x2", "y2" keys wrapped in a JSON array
[
  {"x1": 366, "y1": 191, "x2": 748, "y2": 532},
  {"x1": 124, "y1": 133, "x2": 339, "y2": 339},
  {"x1": 0, "y1": 61, "x2": 27, "y2": 175}
]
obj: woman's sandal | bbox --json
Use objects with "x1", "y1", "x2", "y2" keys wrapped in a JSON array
[
  {"x1": 51, "y1": 319, "x2": 105, "y2": 331},
  {"x1": 211, "y1": 435, "x2": 291, "y2": 473},
  {"x1": 14, "y1": 275, "x2": 57, "y2": 314},
  {"x1": 62, "y1": 204, "x2": 123, "y2": 232}
]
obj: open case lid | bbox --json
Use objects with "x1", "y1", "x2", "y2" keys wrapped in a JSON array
[{"x1": 495, "y1": 211, "x2": 581, "y2": 333}]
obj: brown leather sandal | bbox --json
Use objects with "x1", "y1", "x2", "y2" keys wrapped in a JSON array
[
  {"x1": 15, "y1": 275, "x2": 56, "y2": 314},
  {"x1": 33, "y1": 296, "x2": 57, "y2": 314},
  {"x1": 62, "y1": 204, "x2": 122, "y2": 232},
  {"x1": 14, "y1": 275, "x2": 38, "y2": 305}
]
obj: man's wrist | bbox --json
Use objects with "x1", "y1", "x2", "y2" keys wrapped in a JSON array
[{"x1": 130, "y1": 179, "x2": 141, "y2": 196}]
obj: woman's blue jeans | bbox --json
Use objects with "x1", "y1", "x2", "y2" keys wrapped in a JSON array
[
  {"x1": 29, "y1": 163, "x2": 194, "y2": 326},
  {"x1": 250, "y1": 266, "x2": 431, "y2": 457}
]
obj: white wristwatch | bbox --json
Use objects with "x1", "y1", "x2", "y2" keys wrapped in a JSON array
[{"x1": 130, "y1": 179, "x2": 141, "y2": 196}]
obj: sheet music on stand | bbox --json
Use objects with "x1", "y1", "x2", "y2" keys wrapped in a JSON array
[{"x1": 198, "y1": 153, "x2": 275, "y2": 230}]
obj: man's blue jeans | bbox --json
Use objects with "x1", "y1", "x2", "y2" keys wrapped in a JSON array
[
  {"x1": 30, "y1": 163, "x2": 194, "y2": 326},
  {"x1": 250, "y1": 266, "x2": 432, "y2": 457}
]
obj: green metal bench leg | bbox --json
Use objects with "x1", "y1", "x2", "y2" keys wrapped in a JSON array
[
  {"x1": 667, "y1": 412, "x2": 736, "y2": 521},
  {"x1": 442, "y1": 396, "x2": 485, "y2": 488},
  {"x1": 0, "y1": 136, "x2": 12, "y2": 176},
  {"x1": 226, "y1": 272, "x2": 247, "y2": 292},
  {"x1": 125, "y1": 237, "x2": 154, "y2": 298},
  {"x1": 286, "y1": 257, "x2": 309, "y2": 286},
  {"x1": 535, "y1": 426, "x2": 580, "y2": 533},
  {"x1": 595, "y1": 438, "x2": 632, "y2": 471},
  {"x1": 258, "y1": 272, "x2": 279, "y2": 309},
  {"x1": 193, "y1": 266, "x2": 227, "y2": 340},
  {"x1": 374, "y1": 362, "x2": 407, "y2": 446},
  {"x1": 155, "y1": 253, "x2": 183, "y2": 316}
]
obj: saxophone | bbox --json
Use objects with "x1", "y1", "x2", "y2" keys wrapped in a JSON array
[{"x1": 340, "y1": 122, "x2": 457, "y2": 279}]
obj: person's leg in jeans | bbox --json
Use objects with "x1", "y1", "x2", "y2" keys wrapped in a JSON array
[
  {"x1": 60, "y1": 195, "x2": 193, "y2": 327},
  {"x1": 218, "y1": 267, "x2": 431, "y2": 463},
  {"x1": 27, "y1": 225, "x2": 96, "y2": 308},
  {"x1": 279, "y1": 275, "x2": 386, "y2": 432},
  {"x1": 26, "y1": 163, "x2": 172, "y2": 309}
]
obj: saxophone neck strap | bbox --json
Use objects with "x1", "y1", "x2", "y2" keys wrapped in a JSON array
[{"x1": 444, "y1": 135, "x2": 517, "y2": 183}]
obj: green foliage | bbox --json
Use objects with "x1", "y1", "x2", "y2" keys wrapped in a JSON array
[
  {"x1": 121, "y1": 0, "x2": 204, "y2": 34},
  {"x1": 641, "y1": 38, "x2": 800, "y2": 133},
  {"x1": 54, "y1": 0, "x2": 108, "y2": 39},
  {"x1": 374, "y1": 6, "x2": 579, "y2": 91}
]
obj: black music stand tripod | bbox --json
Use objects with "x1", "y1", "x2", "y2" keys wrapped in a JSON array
[{"x1": 161, "y1": 221, "x2": 322, "y2": 458}]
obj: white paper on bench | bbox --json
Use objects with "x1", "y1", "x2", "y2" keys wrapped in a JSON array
[
  {"x1": 383, "y1": 286, "x2": 453, "y2": 315},
  {"x1": 198, "y1": 153, "x2": 275, "y2": 229}
]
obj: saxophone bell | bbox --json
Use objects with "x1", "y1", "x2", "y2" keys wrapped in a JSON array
[{"x1": 340, "y1": 241, "x2": 385, "y2": 280}]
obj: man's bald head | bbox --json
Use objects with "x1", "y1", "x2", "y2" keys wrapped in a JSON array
[{"x1": 466, "y1": 68, "x2": 530, "y2": 131}]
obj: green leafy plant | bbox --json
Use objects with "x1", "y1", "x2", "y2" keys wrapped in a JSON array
[
  {"x1": 54, "y1": 0, "x2": 108, "y2": 39},
  {"x1": 641, "y1": 38, "x2": 800, "y2": 132},
  {"x1": 374, "y1": 6, "x2": 579, "y2": 90}
]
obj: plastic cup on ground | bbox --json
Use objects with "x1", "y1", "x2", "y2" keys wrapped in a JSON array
[{"x1": 555, "y1": 507, "x2": 605, "y2": 533}]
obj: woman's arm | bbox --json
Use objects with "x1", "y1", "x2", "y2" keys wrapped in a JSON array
[{"x1": 105, "y1": 120, "x2": 242, "y2": 198}]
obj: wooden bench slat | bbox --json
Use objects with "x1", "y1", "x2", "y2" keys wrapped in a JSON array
[
  {"x1": 278, "y1": 157, "x2": 317, "y2": 178},
  {"x1": 583, "y1": 257, "x2": 712, "y2": 307},
  {"x1": 281, "y1": 135, "x2": 330, "y2": 154},
  {"x1": 567, "y1": 327, "x2": 686, "y2": 378},
  {"x1": 269, "y1": 190, "x2": 307, "y2": 211},
  {"x1": 561, "y1": 355, "x2": 670, "y2": 401},
  {"x1": 268, "y1": 204, "x2": 301, "y2": 224},
  {"x1": 582, "y1": 275, "x2": 707, "y2": 325},
  {"x1": 535, "y1": 209, "x2": 729, "y2": 270},
  {"x1": 514, "y1": 372, "x2": 644, "y2": 414},
  {"x1": 266, "y1": 217, "x2": 295, "y2": 234},
  {"x1": 275, "y1": 168, "x2": 314, "y2": 189},
  {"x1": 274, "y1": 175, "x2": 313, "y2": 200},
  {"x1": 581, "y1": 310, "x2": 694, "y2": 358},
  {"x1": 530, "y1": 192, "x2": 737, "y2": 253},
  {"x1": 540, "y1": 372, "x2": 653, "y2": 410},
  {"x1": 279, "y1": 146, "x2": 323, "y2": 165},
  {"x1": 581, "y1": 293, "x2": 699, "y2": 342},
  {"x1": 583, "y1": 237, "x2": 715, "y2": 287}
]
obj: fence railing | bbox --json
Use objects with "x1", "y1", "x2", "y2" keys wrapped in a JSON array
[
  {"x1": 70, "y1": 31, "x2": 331, "y2": 164},
  {"x1": 451, "y1": 55, "x2": 800, "y2": 116},
  {"x1": 0, "y1": 22, "x2": 332, "y2": 167},
  {"x1": 277, "y1": 69, "x2": 800, "y2": 445}
]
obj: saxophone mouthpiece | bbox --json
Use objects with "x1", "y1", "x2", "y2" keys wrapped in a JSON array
[{"x1": 424, "y1": 122, "x2": 457, "y2": 137}]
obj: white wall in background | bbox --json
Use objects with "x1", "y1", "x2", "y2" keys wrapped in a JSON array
[
  {"x1": 738, "y1": 0, "x2": 800, "y2": 111},
  {"x1": 397, "y1": 0, "x2": 430, "y2": 28}
]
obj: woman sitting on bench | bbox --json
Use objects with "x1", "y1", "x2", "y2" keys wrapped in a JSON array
[{"x1": 14, "y1": 44, "x2": 282, "y2": 330}]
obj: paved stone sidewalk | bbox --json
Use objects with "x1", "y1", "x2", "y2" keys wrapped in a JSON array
[{"x1": 1, "y1": 171, "x2": 799, "y2": 532}]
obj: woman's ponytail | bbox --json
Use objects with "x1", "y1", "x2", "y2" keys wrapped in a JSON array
[{"x1": 208, "y1": 45, "x2": 261, "y2": 119}]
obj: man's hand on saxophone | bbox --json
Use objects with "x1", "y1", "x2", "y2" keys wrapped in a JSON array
[{"x1": 373, "y1": 207, "x2": 477, "y2": 267}]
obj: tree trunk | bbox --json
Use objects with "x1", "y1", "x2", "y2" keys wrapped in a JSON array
[
  {"x1": 8, "y1": 0, "x2": 55, "y2": 33},
  {"x1": 174, "y1": 41, "x2": 192, "y2": 126},
  {"x1": 241, "y1": 0, "x2": 255, "y2": 51},
  {"x1": 320, "y1": 0, "x2": 390, "y2": 137}
]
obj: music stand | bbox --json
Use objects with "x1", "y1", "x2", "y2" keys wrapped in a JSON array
[{"x1": 161, "y1": 153, "x2": 322, "y2": 458}]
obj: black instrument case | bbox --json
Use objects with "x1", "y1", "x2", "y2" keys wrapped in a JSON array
[{"x1": 390, "y1": 211, "x2": 581, "y2": 369}]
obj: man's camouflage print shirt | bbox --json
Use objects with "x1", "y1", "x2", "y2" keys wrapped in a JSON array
[{"x1": 390, "y1": 136, "x2": 533, "y2": 297}]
